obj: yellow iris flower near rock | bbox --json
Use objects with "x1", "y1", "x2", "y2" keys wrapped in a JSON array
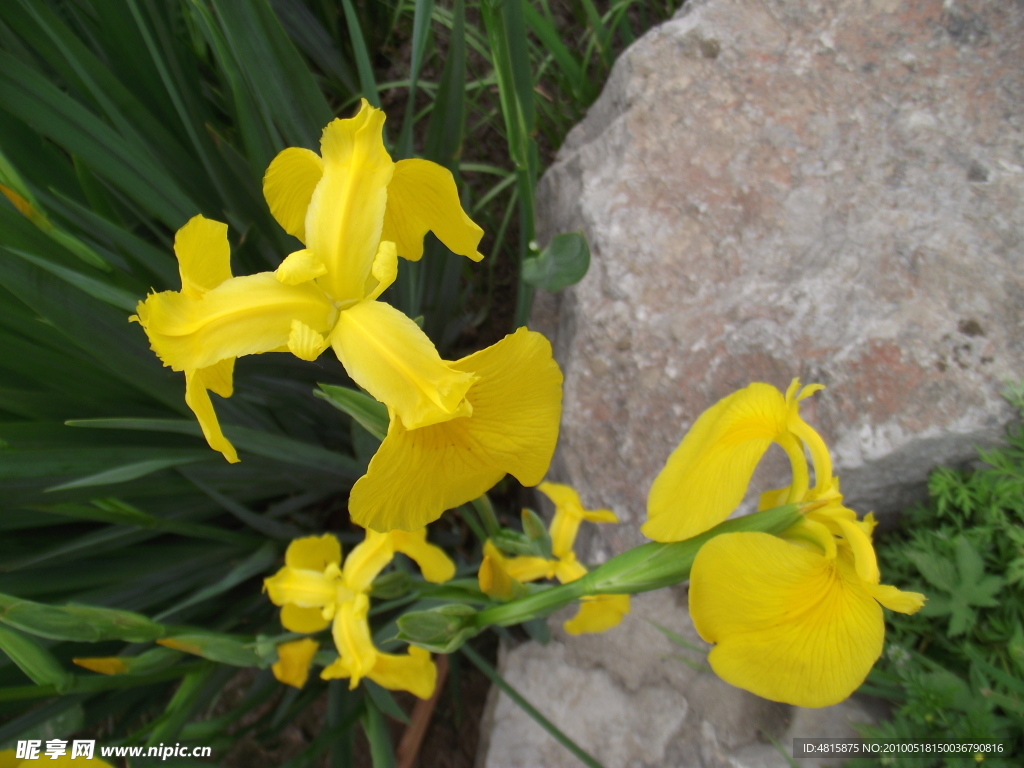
[
  {"x1": 132, "y1": 101, "x2": 563, "y2": 531},
  {"x1": 645, "y1": 379, "x2": 924, "y2": 707},
  {"x1": 264, "y1": 531, "x2": 454, "y2": 698},
  {"x1": 479, "y1": 481, "x2": 630, "y2": 635}
]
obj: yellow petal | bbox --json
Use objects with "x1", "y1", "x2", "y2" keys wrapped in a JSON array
[
  {"x1": 539, "y1": 482, "x2": 617, "y2": 559},
  {"x1": 689, "y1": 532, "x2": 883, "y2": 708},
  {"x1": 264, "y1": 565, "x2": 339, "y2": 608},
  {"x1": 0, "y1": 750, "x2": 18, "y2": 768},
  {"x1": 757, "y1": 486, "x2": 791, "y2": 512},
  {"x1": 349, "y1": 328, "x2": 563, "y2": 531},
  {"x1": 185, "y1": 366, "x2": 238, "y2": 463},
  {"x1": 329, "y1": 594, "x2": 377, "y2": 689},
  {"x1": 563, "y1": 594, "x2": 630, "y2": 635},
  {"x1": 174, "y1": 215, "x2": 232, "y2": 299},
  {"x1": 481, "y1": 540, "x2": 553, "y2": 585},
  {"x1": 381, "y1": 158, "x2": 484, "y2": 262},
  {"x1": 288, "y1": 319, "x2": 329, "y2": 361},
  {"x1": 553, "y1": 555, "x2": 588, "y2": 584},
  {"x1": 479, "y1": 555, "x2": 517, "y2": 599},
  {"x1": 343, "y1": 530, "x2": 394, "y2": 594},
  {"x1": 364, "y1": 240, "x2": 398, "y2": 300},
  {"x1": 272, "y1": 638, "x2": 319, "y2": 688},
  {"x1": 286, "y1": 534, "x2": 342, "y2": 570},
  {"x1": 780, "y1": 517, "x2": 837, "y2": 559},
  {"x1": 263, "y1": 147, "x2": 324, "y2": 243},
  {"x1": 306, "y1": 101, "x2": 394, "y2": 303},
  {"x1": 866, "y1": 584, "x2": 927, "y2": 614},
  {"x1": 281, "y1": 603, "x2": 332, "y2": 633},
  {"x1": 390, "y1": 529, "x2": 456, "y2": 583},
  {"x1": 774, "y1": 432, "x2": 810, "y2": 503},
  {"x1": 72, "y1": 657, "x2": 129, "y2": 675},
  {"x1": 370, "y1": 646, "x2": 437, "y2": 699},
  {"x1": 643, "y1": 383, "x2": 790, "y2": 542},
  {"x1": 276, "y1": 249, "x2": 327, "y2": 285},
  {"x1": 331, "y1": 300, "x2": 476, "y2": 430},
  {"x1": 138, "y1": 272, "x2": 337, "y2": 372},
  {"x1": 788, "y1": 415, "x2": 834, "y2": 499},
  {"x1": 835, "y1": 517, "x2": 880, "y2": 584}
]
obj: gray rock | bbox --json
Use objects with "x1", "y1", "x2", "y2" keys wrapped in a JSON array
[{"x1": 532, "y1": 0, "x2": 1024, "y2": 547}]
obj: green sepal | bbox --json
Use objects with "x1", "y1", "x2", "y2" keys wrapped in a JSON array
[
  {"x1": 0, "y1": 592, "x2": 165, "y2": 642},
  {"x1": 369, "y1": 571, "x2": 411, "y2": 600},
  {"x1": 395, "y1": 604, "x2": 480, "y2": 653},
  {"x1": 521, "y1": 508, "x2": 553, "y2": 560},
  {"x1": 157, "y1": 630, "x2": 262, "y2": 667}
]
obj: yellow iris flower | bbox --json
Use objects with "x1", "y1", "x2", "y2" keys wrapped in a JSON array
[
  {"x1": 133, "y1": 102, "x2": 563, "y2": 532},
  {"x1": 133, "y1": 100, "x2": 485, "y2": 464},
  {"x1": 479, "y1": 482, "x2": 630, "y2": 635},
  {"x1": 264, "y1": 530, "x2": 455, "y2": 699},
  {"x1": 645, "y1": 379, "x2": 924, "y2": 707}
]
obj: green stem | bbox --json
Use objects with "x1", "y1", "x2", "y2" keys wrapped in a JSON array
[
  {"x1": 461, "y1": 645, "x2": 606, "y2": 768},
  {"x1": 471, "y1": 494, "x2": 501, "y2": 539}
]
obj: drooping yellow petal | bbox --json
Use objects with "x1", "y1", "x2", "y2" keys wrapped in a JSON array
[
  {"x1": 834, "y1": 517, "x2": 880, "y2": 584},
  {"x1": 390, "y1": 529, "x2": 456, "y2": 583},
  {"x1": 330, "y1": 300, "x2": 476, "y2": 430},
  {"x1": 286, "y1": 534, "x2": 342, "y2": 570},
  {"x1": 788, "y1": 415, "x2": 834, "y2": 498},
  {"x1": 326, "y1": 593, "x2": 377, "y2": 689},
  {"x1": 380, "y1": 158, "x2": 484, "y2": 262},
  {"x1": 866, "y1": 583, "x2": 926, "y2": 614},
  {"x1": 563, "y1": 594, "x2": 630, "y2": 636},
  {"x1": 264, "y1": 565, "x2": 339, "y2": 608},
  {"x1": 185, "y1": 364, "x2": 238, "y2": 463},
  {"x1": 369, "y1": 646, "x2": 437, "y2": 699},
  {"x1": 263, "y1": 147, "x2": 324, "y2": 243},
  {"x1": 553, "y1": 555, "x2": 588, "y2": 584},
  {"x1": 343, "y1": 530, "x2": 394, "y2": 594},
  {"x1": 481, "y1": 540, "x2": 553, "y2": 584},
  {"x1": 281, "y1": 604, "x2": 332, "y2": 633},
  {"x1": 174, "y1": 215, "x2": 232, "y2": 299},
  {"x1": 689, "y1": 532, "x2": 883, "y2": 708},
  {"x1": 643, "y1": 384, "x2": 790, "y2": 543},
  {"x1": 349, "y1": 328, "x2": 563, "y2": 531},
  {"x1": 305, "y1": 101, "x2": 394, "y2": 303},
  {"x1": 276, "y1": 249, "x2": 327, "y2": 285},
  {"x1": 138, "y1": 273, "x2": 337, "y2": 372},
  {"x1": 272, "y1": 638, "x2": 319, "y2": 688}
]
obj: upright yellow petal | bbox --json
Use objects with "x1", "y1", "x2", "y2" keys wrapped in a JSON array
[
  {"x1": 280, "y1": 604, "x2": 332, "y2": 633},
  {"x1": 563, "y1": 594, "x2": 630, "y2": 636},
  {"x1": 370, "y1": 646, "x2": 437, "y2": 699},
  {"x1": 174, "y1": 215, "x2": 232, "y2": 299},
  {"x1": 286, "y1": 534, "x2": 342, "y2": 570},
  {"x1": 327, "y1": 594, "x2": 377, "y2": 689},
  {"x1": 330, "y1": 300, "x2": 476, "y2": 430},
  {"x1": 390, "y1": 529, "x2": 456, "y2": 583},
  {"x1": 305, "y1": 101, "x2": 394, "y2": 303},
  {"x1": 689, "y1": 532, "x2": 883, "y2": 708},
  {"x1": 138, "y1": 272, "x2": 337, "y2": 372},
  {"x1": 349, "y1": 328, "x2": 562, "y2": 531},
  {"x1": 264, "y1": 565, "x2": 339, "y2": 608},
  {"x1": 272, "y1": 638, "x2": 319, "y2": 688},
  {"x1": 263, "y1": 147, "x2": 324, "y2": 243},
  {"x1": 185, "y1": 366, "x2": 238, "y2": 463},
  {"x1": 643, "y1": 384, "x2": 790, "y2": 543},
  {"x1": 343, "y1": 530, "x2": 394, "y2": 594},
  {"x1": 539, "y1": 482, "x2": 617, "y2": 559},
  {"x1": 380, "y1": 158, "x2": 484, "y2": 262}
]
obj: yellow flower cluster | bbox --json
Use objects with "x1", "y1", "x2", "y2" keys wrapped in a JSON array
[
  {"x1": 479, "y1": 482, "x2": 630, "y2": 635},
  {"x1": 132, "y1": 100, "x2": 562, "y2": 533},
  {"x1": 644, "y1": 379, "x2": 925, "y2": 707},
  {"x1": 264, "y1": 529, "x2": 454, "y2": 697}
]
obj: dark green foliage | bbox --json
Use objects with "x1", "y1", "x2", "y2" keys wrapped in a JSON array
[{"x1": 850, "y1": 389, "x2": 1024, "y2": 768}]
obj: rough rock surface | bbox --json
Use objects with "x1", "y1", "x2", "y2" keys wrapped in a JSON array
[
  {"x1": 478, "y1": 592, "x2": 878, "y2": 768},
  {"x1": 482, "y1": 0, "x2": 1024, "y2": 765},
  {"x1": 532, "y1": 0, "x2": 1024, "y2": 551}
]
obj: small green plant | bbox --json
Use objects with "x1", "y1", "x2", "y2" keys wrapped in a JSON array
[{"x1": 850, "y1": 383, "x2": 1024, "y2": 767}]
